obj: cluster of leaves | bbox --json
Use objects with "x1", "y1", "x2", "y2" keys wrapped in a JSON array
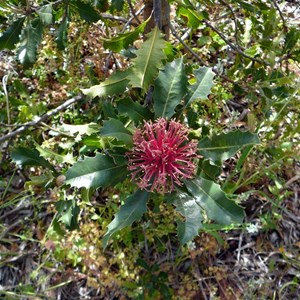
[
  {"x1": 1, "y1": 0, "x2": 299, "y2": 296},
  {"x1": 11, "y1": 25, "x2": 262, "y2": 248},
  {"x1": 0, "y1": 0, "x2": 126, "y2": 67}
]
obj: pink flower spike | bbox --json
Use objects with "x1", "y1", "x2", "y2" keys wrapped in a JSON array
[{"x1": 126, "y1": 118, "x2": 198, "y2": 194}]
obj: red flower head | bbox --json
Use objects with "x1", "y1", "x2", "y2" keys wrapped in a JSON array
[{"x1": 126, "y1": 118, "x2": 198, "y2": 193}]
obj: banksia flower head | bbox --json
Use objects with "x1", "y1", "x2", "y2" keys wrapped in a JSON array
[{"x1": 126, "y1": 118, "x2": 198, "y2": 193}]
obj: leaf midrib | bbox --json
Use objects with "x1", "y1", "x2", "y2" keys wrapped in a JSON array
[{"x1": 161, "y1": 63, "x2": 181, "y2": 117}]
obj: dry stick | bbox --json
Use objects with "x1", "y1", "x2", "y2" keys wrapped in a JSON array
[
  {"x1": 202, "y1": 19, "x2": 266, "y2": 65},
  {"x1": 169, "y1": 22, "x2": 235, "y2": 84},
  {"x1": 2, "y1": 75, "x2": 10, "y2": 124},
  {"x1": 0, "y1": 94, "x2": 83, "y2": 144},
  {"x1": 270, "y1": 0, "x2": 287, "y2": 31},
  {"x1": 169, "y1": 22, "x2": 206, "y2": 65},
  {"x1": 127, "y1": 0, "x2": 141, "y2": 25},
  {"x1": 218, "y1": 0, "x2": 243, "y2": 50}
]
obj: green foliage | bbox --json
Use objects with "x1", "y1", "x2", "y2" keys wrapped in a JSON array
[
  {"x1": 102, "y1": 19, "x2": 149, "y2": 52},
  {"x1": 116, "y1": 98, "x2": 153, "y2": 124},
  {"x1": 198, "y1": 131, "x2": 260, "y2": 164},
  {"x1": 185, "y1": 177, "x2": 244, "y2": 225},
  {"x1": 103, "y1": 189, "x2": 149, "y2": 248},
  {"x1": 100, "y1": 118, "x2": 133, "y2": 146},
  {"x1": 185, "y1": 67, "x2": 215, "y2": 105},
  {"x1": 56, "y1": 15, "x2": 69, "y2": 50},
  {"x1": 17, "y1": 18, "x2": 44, "y2": 67},
  {"x1": 82, "y1": 70, "x2": 130, "y2": 98},
  {"x1": 167, "y1": 190, "x2": 204, "y2": 245},
  {"x1": 56, "y1": 198, "x2": 80, "y2": 230},
  {"x1": 0, "y1": 17, "x2": 25, "y2": 50},
  {"x1": 11, "y1": 147, "x2": 55, "y2": 171},
  {"x1": 2, "y1": 0, "x2": 299, "y2": 297},
  {"x1": 65, "y1": 153, "x2": 128, "y2": 189},
  {"x1": 72, "y1": 0, "x2": 101, "y2": 23},
  {"x1": 127, "y1": 26, "x2": 167, "y2": 90},
  {"x1": 167, "y1": 176, "x2": 244, "y2": 245},
  {"x1": 153, "y1": 57, "x2": 187, "y2": 118}
]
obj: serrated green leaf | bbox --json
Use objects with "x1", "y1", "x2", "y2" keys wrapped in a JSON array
[
  {"x1": 37, "y1": 4, "x2": 52, "y2": 25},
  {"x1": 60, "y1": 123, "x2": 100, "y2": 136},
  {"x1": 127, "y1": 26, "x2": 167, "y2": 91},
  {"x1": 102, "y1": 189, "x2": 149, "y2": 249},
  {"x1": 185, "y1": 177, "x2": 244, "y2": 224},
  {"x1": 199, "y1": 159, "x2": 220, "y2": 180},
  {"x1": 105, "y1": 148, "x2": 128, "y2": 165},
  {"x1": 283, "y1": 27, "x2": 300, "y2": 54},
  {"x1": 167, "y1": 190, "x2": 203, "y2": 245},
  {"x1": 153, "y1": 57, "x2": 187, "y2": 118},
  {"x1": 177, "y1": 6, "x2": 202, "y2": 29},
  {"x1": 65, "y1": 153, "x2": 127, "y2": 189},
  {"x1": 103, "y1": 101, "x2": 118, "y2": 119},
  {"x1": 100, "y1": 118, "x2": 133, "y2": 146},
  {"x1": 11, "y1": 147, "x2": 54, "y2": 171},
  {"x1": 102, "y1": 19, "x2": 148, "y2": 52},
  {"x1": 0, "y1": 17, "x2": 25, "y2": 50},
  {"x1": 235, "y1": 0, "x2": 256, "y2": 12},
  {"x1": 56, "y1": 199, "x2": 80, "y2": 230},
  {"x1": 72, "y1": 0, "x2": 101, "y2": 23},
  {"x1": 186, "y1": 67, "x2": 215, "y2": 105},
  {"x1": 82, "y1": 70, "x2": 130, "y2": 98},
  {"x1": 110, "y1": 0, "x2": 124, "y2": 11},
  {"x1": 17, "y1": 18, "x2": 44, "y2": 67},
  {"x1": 116, "y1": 98, "x2": 153, "y2": 123},
  {"x1": 56, "y1": 16, "x2": 69, "y2": 50},
  {"x1": 198, "y1": 130, "x2": 260, "y2": 163},
  {"x1": 35, "y1": 143, "x2": 75, "y2": 164}
]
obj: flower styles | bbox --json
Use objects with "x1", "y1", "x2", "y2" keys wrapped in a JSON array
[{"x1": 126, "y1": 118, "x2": 198, "y2": 193}]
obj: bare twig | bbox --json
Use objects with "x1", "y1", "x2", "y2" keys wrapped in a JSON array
[
  {"x1": 218, "y1": 0, "x2": 243, "y2": 49},
  {"x1": 0, "y1": 94, "x2": 83, "y2": 144},
  {"x1": 203, "y1": 19, "x2": 266, "y2": 65},
  {"x1": 2, "y1": 75, "x2": 10, "y2": 124},
  {"x1": 270, "y1": 0, "x2": 287, "y2": 31},
  {"x1": 169, "y1": 22, "x2": 206, "y2": 65},
  {"x1": 126, "y1": 0, "x2": 141, "y2": 25},
  {"x1": 170, "y1": 22, "x2": 236, "y2": 84},
  {"x1": 100, "y1": 13, "x2": 137, "y2": 25}
]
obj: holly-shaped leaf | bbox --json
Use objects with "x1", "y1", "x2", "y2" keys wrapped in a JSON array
[
  {"x1": 56, "y1": 15, "x2": 69, "y2": 50},
  {"x1": 17, "y1": 18, "x2": 44, "y2": 67},
  {"x1": 153, "y1": 57, "x2": 188, "y2": 119},
  {"x1": 72, "y1": 0, "x2": 101, "y2": 23},
  {"x1": 11, "y1": 147, "x2": 55, "y2": 171},
  {"x1": 185, "y1": 67, "x2": 215, "y2": 105},
  {"x1": 167, "y1": 190, "x2": 203, "y2": 245},
  {"x1": 116, "y1": 98, "x2": 153, "y2": 124},
  {"x1": 198, "y1": 130, "x2": 260, "y2": 163},
  {"x1": 177, "y1": 6, "x2": 203, "y2": 29},
  {"x1": 65, "y1": 153, "x2": 127, "y2": 189},
  {"x1": 37, "y1": 4, "x2": 53, "y2": 25},
  {"x1": 100, "y1": 118, "x2": 133, "y2": 146},
  {"x1": 102, "y1": 19, "x2": 148, "y2": 52},
  {"x1": 60, "y1": 123, "x2": 100, "y2": 136},
  {"x1": 0, "y1": 17, "x2": 25, "y2": 50},
  {"x1": 56, "y1": 199, "x2": 80, "y2": 230},
  {"x1": 127, "y1": 26, "x2": 167, "y2": 91},
  {"x1": 102, "y1": 189, "x2": 149, "y2": 249},
  {"x1": 82, "y1": 70, "x2": 130, "y2": 98},
  {"x1": 185, "y1": 177, "x2": 244, "y2": 225}
]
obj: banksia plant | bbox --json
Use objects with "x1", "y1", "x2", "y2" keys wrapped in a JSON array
[{"x1": 126, "y1": 118, "x2": 198, "y2": 193}]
